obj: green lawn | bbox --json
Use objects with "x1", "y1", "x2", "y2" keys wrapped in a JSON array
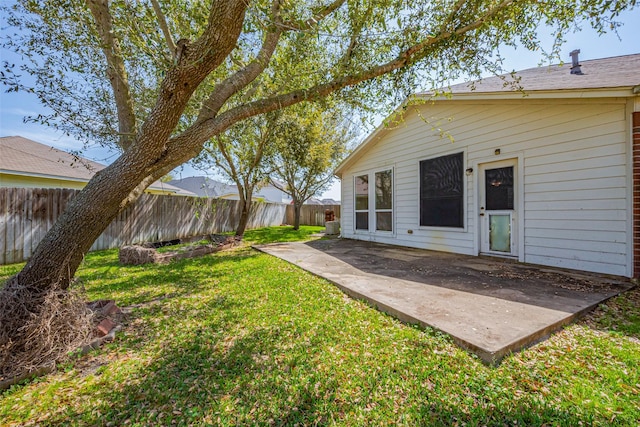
[{"x1": 1, "y1": 225, "x2": 639, "y2": 426}]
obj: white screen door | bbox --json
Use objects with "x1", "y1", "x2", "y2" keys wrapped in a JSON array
[{"x1": 479, "y1": 159, "x2": 518, "y2": 256}]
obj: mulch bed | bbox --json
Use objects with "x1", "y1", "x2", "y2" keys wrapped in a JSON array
[{"x1": 119, "y1": 234, "x2": 240, "y2": 265}]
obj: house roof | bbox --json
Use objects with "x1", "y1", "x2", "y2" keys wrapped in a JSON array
[
  {"x1": 169, "y1": 176, "x2": 287, "y2": 203},
  {"x1": 336, "y1": 52, "x2": 640, "y2": 176},
  {"x1": 0, "y1": 136, "x2": 193, "y2": 195},
  {"x1": 1, "y1": 135, "x2": 103, "y2": 181},
  {"x1": 168, "y1": 176, "x2": 233, "y2": 198},
  {"x1": 441, "y1": 53, "x2": 640, "y2": 94}
]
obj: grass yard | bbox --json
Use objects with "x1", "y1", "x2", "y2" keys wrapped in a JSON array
[{"x1": 1, "y1": 225, "x2": 639, "y2": 426}]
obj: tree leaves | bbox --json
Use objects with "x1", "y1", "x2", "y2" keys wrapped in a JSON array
[{"x1": 269, "y1": 102, "x2": 351, "y2": 207}]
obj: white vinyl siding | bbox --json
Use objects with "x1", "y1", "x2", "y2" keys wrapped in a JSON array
[{"x1": 340, "y1": 98, "x2": 630, "y2": 276}]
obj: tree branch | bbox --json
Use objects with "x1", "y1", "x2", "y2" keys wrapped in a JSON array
[
  {"x1": 150, "y1": 0, "x2": 177, "y2": 60},
  {"x1": 278, "y1": 0, "x2": 346, "y2": 31},
  {"x1": 215, "y1": 136, "x2": 239, "y2": 183},
  {"x1": 203, "y1": 0, "x2": 515, "y2": 135},
  {"x1": 185, "y1": 1, "x2": 248, "y2": 70},
  {"x1": 196, "y1": 29, "x2": 282, "y2": 121},
  {"x1": 196, "y1": 2, "x2": 284, "y2": 122},
  {"x1": 444, "y1": 0, "x2": 469, "y2": 29},
  {"x1": 86, "y1": 0, "x2": 136, "y2": 150}
]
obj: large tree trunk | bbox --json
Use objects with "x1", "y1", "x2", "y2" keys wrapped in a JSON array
[
  {"x1": 293, "y1": 200, "x2": 302, "y2": 230},
  {"x1": 13, "y1": 1, "x2": 249, "y2": 292},
  {"x1": 236, "y1": 209, "x2": 250, "y2": 237},
  {"x1": 15, "y1": 155, "x2": 154, "y2": 290},
  {"x1": 0, "y1": 150, "x2": 171, "y2": 376},
  {"x1": 235, "y1": 193, "x2": 252, "y2": 238}
]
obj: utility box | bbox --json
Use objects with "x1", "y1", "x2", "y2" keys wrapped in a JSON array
[
  {"x1": 325, "y1": 220, "x2": 340, "y2": 235},
  {"x1": 325, "y1": 209, "x2": 335, "y2": 222}
]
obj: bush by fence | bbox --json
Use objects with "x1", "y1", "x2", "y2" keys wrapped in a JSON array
[{"x1": 0, "y1": 188, "x2": 288, "y2": 265}]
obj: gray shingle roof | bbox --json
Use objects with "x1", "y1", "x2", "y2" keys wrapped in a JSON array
[
  {"x1": 439, "y1": 53, "x2": 640, "y2": 94},
  {"x1": 0, "y1": 135, "x2": 191, "y2": 194},
  {"x1": 1, "y1": 136, "x2": 103, "y2": 180},
  {"x1": 168, "y1": 176, "x2": 234, "y2": 197}
]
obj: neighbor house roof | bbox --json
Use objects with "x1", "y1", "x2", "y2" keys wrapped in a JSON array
[
  {"x1": 168, "y1": 176, "x2": 233, "y2": 198},
  {"x1": 169, "y1": 176, "x2": 287, "y2": 203},
  {"x1": 336, "y1": 53, "x2": 640, "y2": 176},
  {"x1": 0, "y1": 136, "x2": 193, "y2": 195}
]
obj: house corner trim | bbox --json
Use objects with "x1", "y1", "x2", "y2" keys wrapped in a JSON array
[{"x1": 633, "y1": 112, "x2": 640, "y2": 278}]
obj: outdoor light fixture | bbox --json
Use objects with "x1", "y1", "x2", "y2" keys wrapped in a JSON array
[
  {"x1": 465, "y1": 168, "x2": 473, "y2": 175},
  {"x1": 494, "y1": 148, "x2": 501, "y2": 155}
]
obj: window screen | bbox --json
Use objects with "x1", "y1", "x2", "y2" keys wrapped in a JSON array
[
  {"x1": 419, "y1": 152, "x2": 464, "y2": 228},
  {"x1": 485, "y1": 166, "x2": 514, "y2": 210}
]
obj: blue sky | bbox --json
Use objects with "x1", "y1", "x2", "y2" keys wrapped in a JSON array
[{"x1": 1, "y1": 9, "x2": 639, "y2": 201}]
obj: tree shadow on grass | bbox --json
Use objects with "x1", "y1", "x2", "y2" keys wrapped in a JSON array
[
  {"x1": 31, "y1": 324, "x2": 605, "y2": 426},
  {"x1": 82, "y1": 251, "x2": 261, "y2": 305},
  {"x1": 578, "y1": 286, "x2": 640, "y2": 339},
  {"x1": 4, "y1": 244, "x2": 636, "y2": 426}
]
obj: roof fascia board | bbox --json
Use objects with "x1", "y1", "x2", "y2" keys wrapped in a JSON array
[
  {"x1": 420, "y1": 87, "x2": 635, "y2": 102},
  {"x1": 0, "y1": 169, "x2": 90, "y2": 183},
  {"x1": 1, "y1": 169, "x2": 183, "y2": 194}
]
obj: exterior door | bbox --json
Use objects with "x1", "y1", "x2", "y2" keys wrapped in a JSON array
[{"x1": 479, "y1": 159, "x2": 518, "y2": 257}]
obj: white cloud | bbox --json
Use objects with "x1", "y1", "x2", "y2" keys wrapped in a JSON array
[{"x1": 0, "y1": 107, "x2": 41, "y2": 117}]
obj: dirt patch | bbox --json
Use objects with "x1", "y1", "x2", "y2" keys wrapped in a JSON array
[{"x1": 484, "y1": 264, "x2": 622, "y2": 293}]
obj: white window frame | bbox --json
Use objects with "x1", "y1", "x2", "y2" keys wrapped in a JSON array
[
  {"x1": 374, "y1": 169, "x2": 393, "y2": 232},
  {"x1": 354, "y1": 173, "x2": 370, "y2": 231},
  {"x1": 353, "y1": 167, "x2": 394, "y2": 234}
]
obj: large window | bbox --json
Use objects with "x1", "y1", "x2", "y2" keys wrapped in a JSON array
[
  {"x1": 355, "y1": 174, "x2": 369, "y2": 230},
  {"x1": 420, "y1": 152, "x2": 464, "y2": 228},
  {"x1": 354, "y1": 169, "x2": 393, "y2": 232},
  {"x1": 375, "y1": 170, "x2": 393, "y2": 231}
]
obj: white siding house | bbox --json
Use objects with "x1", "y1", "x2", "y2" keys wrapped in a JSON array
[{"x1": 336, "y1": 53, "x2": 640, "y2": 277}]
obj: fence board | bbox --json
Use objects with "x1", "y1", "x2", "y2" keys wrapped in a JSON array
[
  {"x1": 285, "y1": 204, "x2": 341, "y2": 226},
  {"x1": 0, "y1": 188, "x2": 292, "y2": 265}
]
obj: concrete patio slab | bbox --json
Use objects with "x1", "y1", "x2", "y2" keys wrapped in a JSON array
[{"x1": 254, "y1": 239, "x2": 633, "y2": 365}]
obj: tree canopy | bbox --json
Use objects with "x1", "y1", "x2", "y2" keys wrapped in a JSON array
[
  {"x1": 270, "y1": 103, "x2": 351, "y2": 229},
  {"x1": 4, "y1": 0, "x2": 633, "y2": 155},
  {"x1": 198, "y1": 113, "x2": 278, "y2": 236}
]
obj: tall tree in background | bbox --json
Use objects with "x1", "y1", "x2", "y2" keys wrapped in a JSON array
[
  {"x1": 270, "y1": 105, "x2": 350, "y2": 229},
  {"x1": 0, "y1": 0, "x2": 635, "y2": 373},
  {"x1": 198, "y1": 114, "x2": 277, "y2": 237}
]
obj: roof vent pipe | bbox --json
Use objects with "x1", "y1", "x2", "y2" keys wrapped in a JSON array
[{"x1": 569, "y1": 49, "x2": 583, "y2": 75}]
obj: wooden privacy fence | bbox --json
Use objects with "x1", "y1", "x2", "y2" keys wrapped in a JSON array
[
  {"x1": 0, "y1": 188, "x2": 288, "y2": 265},
  {"x1": 285, "y1": 204, "x2": 341, "y2": 226}
]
